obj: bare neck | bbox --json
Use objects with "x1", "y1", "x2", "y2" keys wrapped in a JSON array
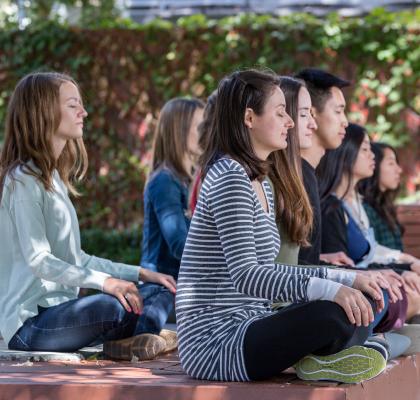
[
  {"x1": 51, "y1": 137, "x2": 66, "y2": 161},
  {"x1": 335, "y1": 174, "x2": 359, "y2": 201},
  {"x1": 183, "y1": 154, "x2": 194, "y2": 180}
]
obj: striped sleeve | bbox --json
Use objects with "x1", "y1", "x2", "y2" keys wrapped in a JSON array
[
  {"x1": 207, "y1": 169, "x2": 310, "y2": 303},
  {"x1": 273, "y1": 264, "x2": 328, "y2": 278}
]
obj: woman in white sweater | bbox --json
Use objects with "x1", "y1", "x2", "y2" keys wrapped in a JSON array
[{"x1": 0, "y1": 72, "x2": 176, "y2": 360}]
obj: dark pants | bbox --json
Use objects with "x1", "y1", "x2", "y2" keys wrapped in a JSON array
[
  {"x1": 8, "y1": 283, "x2": 174, "y2": 352},
  {"x1": 243, "y1": 300, "x2": 372, "y2": 381}
]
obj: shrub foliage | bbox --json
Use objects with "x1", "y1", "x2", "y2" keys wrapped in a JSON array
[{"x1": 0, "y1": 9, "x2": 418, "y2": 238}]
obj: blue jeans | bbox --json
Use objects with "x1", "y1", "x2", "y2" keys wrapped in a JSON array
[
  {"x1": 8, "y1": 283, "x2": 174, "y2": 352},
  {"x1": 369, "y1": 289, "x2": 389, "y2": 336}
]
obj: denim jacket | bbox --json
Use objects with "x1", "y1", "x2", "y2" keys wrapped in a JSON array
[{"x1": 141, "y1": 167, "x2": 190, "y2": 279}]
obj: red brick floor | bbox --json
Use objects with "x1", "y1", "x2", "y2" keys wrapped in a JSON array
[{"x1": 1, "y1": 352, "x2": 419, "y2": 400}]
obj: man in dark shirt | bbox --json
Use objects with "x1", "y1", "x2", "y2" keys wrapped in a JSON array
[
  {"x1": 300, "y1": 158, "x2": 323, "y2": 264},
  {"x1": 295, "y1": 68, "x2": 354, "y2": 266}
]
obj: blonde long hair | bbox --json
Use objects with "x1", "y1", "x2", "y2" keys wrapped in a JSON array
[
  {"x1": 151, "y1": 97, "x2": 204, "y2": 182},
  {"x1": 0, "y1": 72, "x2": 88, "y2": 200}
]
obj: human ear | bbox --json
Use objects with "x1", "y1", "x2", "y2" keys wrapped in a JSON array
[{"x1": 244, "y1": 108, "x2": 254, "y2": 129}]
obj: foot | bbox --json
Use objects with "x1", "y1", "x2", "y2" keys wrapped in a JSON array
[
  {"x1": 295, "y1": 345, "x2": 386, "y2": 384},
  {"x1": 364, "y1": 335, "x2": 389, "y2": 360},
  {"x1": 159, "y1": 329, "x2": 178, "y2": 353},
  {"x1": 394, "y1": 324, "x2": 420, "y2": 355},
  {"x1": 103, "y1": 333, "x2": 166, "y2": 361},
  {"x1": 383, "y1": 332, "x2": 411, "y2": 359}
]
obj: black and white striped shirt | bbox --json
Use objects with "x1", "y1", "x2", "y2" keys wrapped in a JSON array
[{"x1": 176, "y1": 157, "x2": 351, "y2": 381}]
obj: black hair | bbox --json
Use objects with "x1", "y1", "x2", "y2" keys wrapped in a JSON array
[
  {"x1": 358, "y1": 142, "x2": 402, "y2": 232},
  {"x1": 295, "y1": 68, "x2": 350, "y2": 112},
  {"x1": 317, "y1": 123, "x2": 366, "y2": 210}
]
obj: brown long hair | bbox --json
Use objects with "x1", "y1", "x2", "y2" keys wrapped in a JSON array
[
  {"x1": 151, "y1": 97, "x2": 204, "y2": 182},
  {"x1": 201, "y1": 69, "x2": 279, "y2": 180},
  {"x1": 198, "y1": 90, "x2": 217, "y2": 154},
  {"x1": 270, "y1": 76, "x2": 313, "y2": 246},
  {"x1": 0, "y1": 72, "x2": 88, "y2": 200}
]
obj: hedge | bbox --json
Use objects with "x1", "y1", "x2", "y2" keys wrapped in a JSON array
[
  {"x1": 81, "y1": 226, "x2": 141, "y2": 265},
  {"x1": 0, "y1": 9, "x2": 418, "y2": 235}
]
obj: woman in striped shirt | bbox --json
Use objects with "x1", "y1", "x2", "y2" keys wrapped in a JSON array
[{"x1": 176, "y1": 69, "x2": 387, "y2": 383}]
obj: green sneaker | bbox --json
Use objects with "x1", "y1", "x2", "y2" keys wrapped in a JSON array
[{"x1": 295, "y1": 345, "x2": 386, "y2": 384}]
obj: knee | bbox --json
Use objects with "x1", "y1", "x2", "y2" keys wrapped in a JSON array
[
  {"x1": 316, "y1": 301, "x2": 356, "y2": 338},
  {"x1": 100, "y1": 294, "x2": 138, "y2": 323},
  {"x1": 139, "y1": 283, "x2": 174, "y2": 306}
]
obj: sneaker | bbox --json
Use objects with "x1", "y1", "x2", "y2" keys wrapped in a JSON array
[
  {"x1": 364, "y1": 335, "x2": 389, "y2": 360},
  {"x1": 366, "y1": 332, "x2": 411, "y2": 360},
  {"x1": 159, "y1": 329, "x2": 178, "y2": 353},
  {"x1": 394, "y1": 324, "x2": 420, "y2": 355},
  {"x1": 103, "y1": 333, "x2": 166, "y2": 361},
  {"x1": 295, "y1": 345, "x2": 386, "y2": 384}
]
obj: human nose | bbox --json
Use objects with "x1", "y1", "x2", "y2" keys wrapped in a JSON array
[
  {"x1": 342, "y1": 114, "x2": 349, "y2": 128},
  {"x1": 285, "y1": 112, "x2": 294, "y2": 129},
  {"x1": 309, "y1": 114, "x2": 318, "y2": 130},
  {"x1": 79, "y1": 106, "x2": 88, "y2": 118}
]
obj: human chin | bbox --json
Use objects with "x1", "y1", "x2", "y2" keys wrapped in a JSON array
[
  {"x1": 72, "y1": 126, "x2": 84, "y2": 138},
  {"x1": 389, "y1": 179, "x2": 400, "y2": 190},
  {"x1": 324, "y1": 134, "x2": 342, "y2": 150},
  {"x1": 273, "y1": 138, "x2": 287, "y2": 151},
  {"x1": 278, "y1": 133, "x2": 288, "y2": 149},
  {"x1": 300, "y1": 135, "x2": 312, "y2": 149},
  {"x1": 362, "y1": 168, "x2": 374, "y2": 179}
]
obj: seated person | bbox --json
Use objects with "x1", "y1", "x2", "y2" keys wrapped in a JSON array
[
  {"x1": 0, "y1": 72, "x2": 176, "y2": 361},
  {"x1": 318, "y1": 123, "x2": 420, "y2": 326},
  {"x1": 176, "y1": 69, "x2": 388, "y2": 384},
  {"x1": 359, "y1": 142, "x2": 420, "y2": 271},
  {"x1": 141, "y1": 97, "x2": 204, "y2": 280}
]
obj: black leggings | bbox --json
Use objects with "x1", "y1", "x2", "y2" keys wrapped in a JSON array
[{"x1": 243, "y1": 300, "x2": 370, "y2": 380}]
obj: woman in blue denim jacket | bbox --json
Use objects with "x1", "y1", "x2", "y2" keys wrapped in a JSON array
[{"x1": 140, "y1": 98, "x2": 204, "y2": 327}]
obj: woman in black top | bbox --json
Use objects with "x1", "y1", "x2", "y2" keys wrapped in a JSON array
[{"x1": 317, "y1": 123, "x2": 420, "y2": 324}]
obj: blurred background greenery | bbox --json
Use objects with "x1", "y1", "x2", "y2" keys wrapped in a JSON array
[{"x1": 0, "y1": 2, "x2": 418, "y2": 263}]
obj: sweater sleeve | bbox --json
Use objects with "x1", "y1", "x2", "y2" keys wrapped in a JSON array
[
  {"x1": 10, "y1": 178, "x2": 110, "y2": 290},
  {"x1": 272, "y1": 263, "x2": 328, "y2": 278},
  {"x1": 372, "y1": 244, "x2": 401, "y2": 265},
  {"x1": 207, "y1": 170, "x2": 342, "y2": 303},
  {"x1": 80, "y1": 251, "x2": 141, "y2": 283},
  {"x1": 149, "y1": 172, "x2": 189, "y2": 260}
]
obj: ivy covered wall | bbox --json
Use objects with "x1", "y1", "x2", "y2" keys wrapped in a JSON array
[{"x1": 0, "y1": 9, "x2": 418, "y2": 235}]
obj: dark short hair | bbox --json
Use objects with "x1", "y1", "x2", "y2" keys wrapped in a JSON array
[
  {"x1": 201, "y1": 69, "x2": 280, "y2": 180},
  {"x1": 295, "y1": 68, "x2": 350, "y2": 112}
]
